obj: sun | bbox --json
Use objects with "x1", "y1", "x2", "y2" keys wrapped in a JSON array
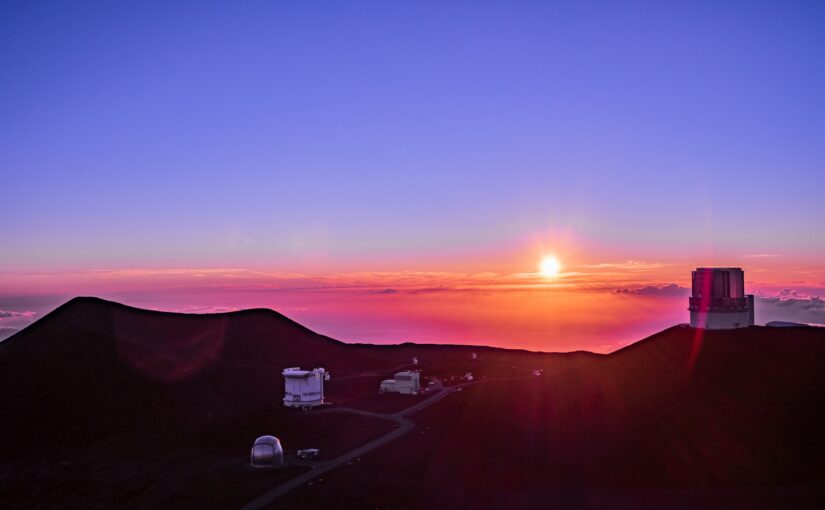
[{"x1": 539, "y1": 256, "x2": 562, "y2": 277}]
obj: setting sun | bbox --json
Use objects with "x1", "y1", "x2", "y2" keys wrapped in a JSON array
[{"x1": 539, "y1": 256, "x2": 562, "y2": 277}]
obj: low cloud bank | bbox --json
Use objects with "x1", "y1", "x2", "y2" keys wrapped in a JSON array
[
  {"x1": 367, "y1": 288, "x2": 401, "y2": 295},
  {"x1": 613, "y1": 284, "x2": 688, "y2": 297},
  {"x1": 0, "y1": 327, "x2": 20, "y2": 341},
  {"x1": 0, "y1": 310, "x2": 37, "y2": 332},
  {"x1": 757, "y1": 294, "x2": 825, "y2": 325},
  {"x1": 175, "y1": 305, "x2": 240, "y2": 314},
  {"x1": 0, "y1": 310, "x2": 36, "y2": 320}
]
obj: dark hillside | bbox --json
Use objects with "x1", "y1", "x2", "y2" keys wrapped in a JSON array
[
  {"x1": 2, "y1": 299, "x2": 823, "y2": 508},
  {"x1": 0, "y1": 297, "x2": 386, "y2": 456},
  {"x1": 272, "y1": 326, "x2": 825, "y2": 509}
]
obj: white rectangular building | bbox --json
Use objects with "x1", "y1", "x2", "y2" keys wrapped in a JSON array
[
  {"x1": 379, "y1": 371, "x2": 420, "y2": 395},
  {"x1": 283, "y1": 367, "x2": 330, "y2": 408}
]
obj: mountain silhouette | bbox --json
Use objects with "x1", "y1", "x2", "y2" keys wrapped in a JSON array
[{"x1": 1, "y1": 297, "x2": 823, "y2": 508}]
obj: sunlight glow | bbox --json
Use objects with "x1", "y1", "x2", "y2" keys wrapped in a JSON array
[{"x1": 540, "y1": 256, "x2": 562, "y2": 277}]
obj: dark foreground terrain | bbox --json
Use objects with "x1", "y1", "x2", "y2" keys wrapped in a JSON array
[{"x1": 1, "y1": 297, "x2": 823, "y2": 509}]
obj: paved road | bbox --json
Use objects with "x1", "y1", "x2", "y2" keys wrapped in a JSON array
[{"x1": 239, "y1": 381, "x2": 456, "y2": 510}]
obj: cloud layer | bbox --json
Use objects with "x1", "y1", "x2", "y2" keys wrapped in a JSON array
[
  {"x1": 757, "y1": 294, "x2": 825, "y2": 325},
  {"x1": 0, "y1": 327, "x2": 20, "y2": 341},
  {"x1": 0, "y1": 310, "x2": 36, "y2": 320},
  {"x1": 613, "y1": 284, "x2": 688, "y2": 297}
]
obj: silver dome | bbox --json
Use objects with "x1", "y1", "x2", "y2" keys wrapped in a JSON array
[{"x1": 250, "y1": 435, "x2": 284, "y2": 468}]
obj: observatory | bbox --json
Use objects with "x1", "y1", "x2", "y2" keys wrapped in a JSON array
[
  {"x1": 250, "y1": 435, "x2": 284, "y2": 468},
  {"x1": 379, "y1": 371, "x2": 421, "y2": 395},
  {"x1": 688, "y1": 267, "x2": 755, "y2": 329},
  {"x1": 282, "y1": 367, "x2": 330, "y2": 408}
]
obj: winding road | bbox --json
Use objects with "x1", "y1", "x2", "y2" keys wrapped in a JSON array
[{"x1": 239, "y1": 380, "x2": 459, "y2": 510}]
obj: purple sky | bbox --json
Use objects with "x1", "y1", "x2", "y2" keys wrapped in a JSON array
[{"x1": 1, "y1": 1, "x2": 824, "y2": 349}]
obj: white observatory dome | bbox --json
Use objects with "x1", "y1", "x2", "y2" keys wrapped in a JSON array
[{"x1": 250, "y1": 435, "x2": 284, "y2": 468}]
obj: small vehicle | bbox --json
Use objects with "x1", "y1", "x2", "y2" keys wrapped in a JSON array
[{"x1": 297, "y1": 448, "x2": 320, "y2": 459}]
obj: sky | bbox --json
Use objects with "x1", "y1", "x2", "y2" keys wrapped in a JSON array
[{"x1": 1, "y1": 1, "x2": 824, "y2": 351}]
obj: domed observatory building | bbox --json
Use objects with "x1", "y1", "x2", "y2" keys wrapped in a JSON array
[
  {"x1": 282, "y1": 367, "x2": 330, "y2": 409},
  {"x1": 250, "y1": 435, "x2": 284, "y2": 468},
  {"x1": 689, "y1": 267, "x2": 755, "y2": 329}
]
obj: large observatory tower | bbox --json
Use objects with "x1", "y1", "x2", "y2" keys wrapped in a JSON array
[{"x1": 688, "y1": 267, "x2": 755, "y2": 329}]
